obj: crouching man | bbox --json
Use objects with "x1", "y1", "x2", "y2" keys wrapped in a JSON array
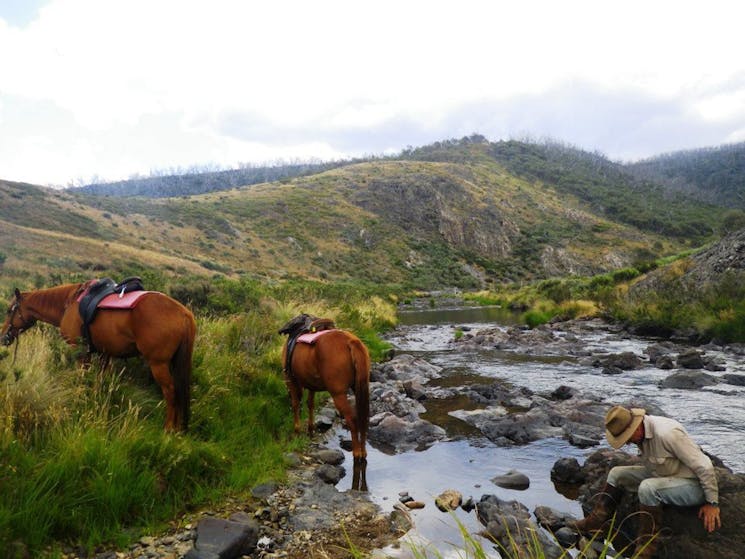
[{"x1": 573, "y1": 405, "x2": 721, "y2": 558}]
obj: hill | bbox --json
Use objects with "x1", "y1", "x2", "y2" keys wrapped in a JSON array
[
  {"x1": 626, "y1": 141, "x2": 745, "y2": 209},
  {"x1": 68, "y1": 160, "x2": 349, "y2": 198},
  {"x1": 0, "y1": 138, "x2": 730, "y2": 294}
]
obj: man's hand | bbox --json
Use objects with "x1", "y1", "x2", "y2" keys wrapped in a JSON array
[{"x1": 698, "y1": 504, "x2": 721, "y2": 532}]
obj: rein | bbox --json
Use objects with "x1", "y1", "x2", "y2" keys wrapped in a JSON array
[{"x1": 11, "y1": 337, "x2": 19, "y2": 366}]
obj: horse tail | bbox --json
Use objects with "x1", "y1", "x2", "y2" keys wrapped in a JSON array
[
  {"x1": 349, "y1": 336, "x2": 371, "y2": 444},
  {"x1": 172, "y1": 313, "x2": 196, "y2": 430}
]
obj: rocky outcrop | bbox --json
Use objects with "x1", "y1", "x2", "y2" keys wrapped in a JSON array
[
  {"x1": 553, "y1": 449, "x2": 745, "y2": 559},
  {"x1": 628, "y1": 229, "x2": 745, "y2": 323}
]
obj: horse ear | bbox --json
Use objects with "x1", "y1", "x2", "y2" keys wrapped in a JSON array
[{"x1": 14, "y1": 288, "x2": 21, "y2": 300}]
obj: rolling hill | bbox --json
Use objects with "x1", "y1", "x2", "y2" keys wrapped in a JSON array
[
  {"x1": 0, "y1": 138, "x2": 733, "y2": 296},
  {"x1": 626, "y1": 141, "x2": 745, "y2": 209}
]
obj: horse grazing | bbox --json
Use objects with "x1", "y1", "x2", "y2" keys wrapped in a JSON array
[
  {"x1": 279, "y1": 314, "x2": 371, "y2": 463},
  {"x1": 1, "y1": 282, "x2": 197, "y2": 431}
]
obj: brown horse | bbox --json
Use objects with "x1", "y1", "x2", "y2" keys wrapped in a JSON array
[
  {"x1": 279, "y1": 314, "x2": 370, "y2": 463},
  {"x1": 1, "y1": 282, "x2": 196, "y2": 431}
]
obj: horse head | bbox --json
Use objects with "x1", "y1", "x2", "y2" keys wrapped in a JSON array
[
  {"x1": 1, "y1": 288, "x2": 36, "y2": 346},
  {"x1": 278, "y1": 313, "x2": 317, "y2": 337}
]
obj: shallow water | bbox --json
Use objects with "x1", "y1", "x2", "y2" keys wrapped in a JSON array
[{"x1": 327, "y1": 308, "x2": 745, "y2": 557}]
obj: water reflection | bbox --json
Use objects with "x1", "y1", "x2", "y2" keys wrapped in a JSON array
[{"x1": 397, "y1": 305, "x2": 521, "y2": 326}]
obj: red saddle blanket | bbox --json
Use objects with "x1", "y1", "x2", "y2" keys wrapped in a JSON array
[
  {"x1": 297, "y1": 329, "x2": 335, "y2": 344},
  {"x1": 94, "y1": 290, "x2": 152, "y2": 309}
]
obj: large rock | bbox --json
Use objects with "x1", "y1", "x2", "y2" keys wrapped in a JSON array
[
  {"x1": 476, "y1": 495, "x2": 563, "y2": 559},
  {"x1": 184, "y1": 514, "x2": 258, "y2": 559},
  {"x1": 566, "y1": 449, "x2": 745, "y2": 558},
  {"x1": 368, "y1": 412, "x2": 446, "y2": 452},
  {"x1": 659, "y1": 370, "x2": 719, "y2": 389}
]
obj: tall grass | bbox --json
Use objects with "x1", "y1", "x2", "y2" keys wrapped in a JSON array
[
  {"x1": 0, "y1": 278, "x2": 398, "y2": 556},
  {"x1": 396, "y1": 515, "x2": 646, "y2": 559}
]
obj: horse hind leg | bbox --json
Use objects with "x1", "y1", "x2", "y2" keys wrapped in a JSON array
[
  {"x1": 306, "y1": 389, "x2": 316, "y2": 436},
  {"x1": 150, "y1": 361, "x2": 178, "y2": 431},
  {"x1": 330, "y1": 393, "x2": 362, "y2": 459},
  {"x1": 285, "y1": 378, "x2": 303, "y2": 434}
]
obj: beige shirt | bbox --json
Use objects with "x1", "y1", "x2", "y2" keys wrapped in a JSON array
[{"x1": 640, "y1": 415, "x2": 719, "y2": 503}]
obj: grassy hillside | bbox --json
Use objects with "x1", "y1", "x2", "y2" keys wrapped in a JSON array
[
  {"x1": 405, "y1": 137, "x2": 725, "y2": 240},
  {"x1": 0, "y1": 138, "x2": 730, "y2": 298}
]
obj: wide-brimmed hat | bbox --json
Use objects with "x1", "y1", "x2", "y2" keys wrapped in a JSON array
[{"x1": 605, "y1": 405, "x2": 646, "y2": 449}]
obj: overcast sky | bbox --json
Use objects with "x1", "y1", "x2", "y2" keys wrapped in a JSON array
[{"x1": 2, "y1": 0, "x2": 745, "y2": 187}]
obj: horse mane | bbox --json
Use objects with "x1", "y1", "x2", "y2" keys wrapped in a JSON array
[{"x1": 24, "y1": 283, "x2": 83, "y2": 314}]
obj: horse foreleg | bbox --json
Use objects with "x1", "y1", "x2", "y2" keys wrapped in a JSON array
[
  {"x1": 306, "y1": 389, "x2": 316, "y2": 436},
  {"x1": 331, "y1": 393, "x2": 361, "y2": 459},
  {"x1": 151, "y1": 361, "x2": 177, "y2": 431}
]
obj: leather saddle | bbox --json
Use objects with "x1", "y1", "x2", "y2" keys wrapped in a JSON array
[
  {"x1": 278, "y1": 313, "x2": 336, "y2": 374},
  {"x1": 77, "y1": 277, "x2": 144, "y2": 350}
]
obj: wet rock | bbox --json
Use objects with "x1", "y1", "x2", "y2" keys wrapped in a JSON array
[
  {"x1": 315, "y1": 464, "x2": 345, "y2": 485},
  {"x1": 404, "y1": 500, "x2": 425, "y2": 509},
  {"x1": 534, "y1": 505, "x2": 577, "y2": 532},
  {"x1": 390, "y1": 503, "x2": 413, "y2": 533},
  {"x1": 550, "y1": 385, "x2": 577, "y2": 400},
  {"x1": 184, "y1": 515, "x2": 258, "y2": 559},
  {"x1": 372, "y1": 354, "x2": 442, "y2": 383},
  {"x1": 722, "y1": 373, "x2": 745, "y2": 386},
  {"x1": 659, "y1": 370, "x2": 719, "y2": 389},
  {"x1": 476, "y1": 495, "x2": 563, "y2": 559},
  {"x1": 368, "y1": 412, "x2": 446, "y2": 452},
  {"x1": 472, "y1": 407, "x2": 564, "y2": 445},
  {"x1": 551, "y1": 457, "x2": 585, "y2": 485},
  {"x1": 370, "y1": 384, "x2": 426, "y2": 419},
  {"x1": 656, "y1": 354, "x2": 675, "y2": 369},
  {"x1": 491, "y1": 469, "x2": 530, "y2": 490},
  {"x1": 448, "y1": 406, "x2": 508, "y2": 430},
  {"x1": 644, "y1": 343, "x2": 676, "y2": 364},
  {"x1": 310, "y1": 449, "x2": 344, "y2": 465},
  {"x1": 313, "y1": 413, "x2": 335, "y2": 432},
  {"x1": 402, "y1": 378, "x2": 427, "y2": 400},
  {"x1": 593, "y1": 351, "x2": 645, "y2": 370},
  {"x1": 566, "y1": 432, "x2": 600, "y2": 448},
  {"x1": 554, "y1": 526, "x2": 579, "y2": 548},
  {"x1": 677, "y1": 349, "x2": 705, "y2": 369},
  {"x1": 703, "y1": 356, "x2": 726, "y2": 372},
  {"x1": 435, "y1": 489, "x2": 462, "y2": 512}
]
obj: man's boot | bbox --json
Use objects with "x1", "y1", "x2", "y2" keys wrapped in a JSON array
[
  {"x1": 571, "y1": 483, "x2": 624, "y2": 534},
  {"x1": 633, "y1": 504, "x2": 663, "y2": 559}
]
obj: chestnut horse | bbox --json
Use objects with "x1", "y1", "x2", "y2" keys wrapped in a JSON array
[
  {"x1": 279, "y1": 314, "x2": 370, "y2": 463},
  {"x1": 1, "y1": 283, "x2": 196, "y2": 431}
]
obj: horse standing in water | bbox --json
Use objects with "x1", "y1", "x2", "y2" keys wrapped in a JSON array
[
  {"x1": 279, "y1": 314, "x2": 371, "y2": 464},
  {"x1": 1, "y1": 282, "x2": 196, "y2": 431}
]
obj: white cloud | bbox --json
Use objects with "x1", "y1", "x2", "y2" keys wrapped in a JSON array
[{"x1": 2, "y1": 0, "x2": 745, "y2": 185}]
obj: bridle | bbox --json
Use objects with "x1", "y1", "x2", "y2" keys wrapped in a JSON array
[{"x1": 2, "y1": 298, "x2": 32, "y2": 347}]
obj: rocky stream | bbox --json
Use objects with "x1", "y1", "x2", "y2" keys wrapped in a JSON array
[{"x1": 62, "y1": 305, "x2": 745, "y2": 559}]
